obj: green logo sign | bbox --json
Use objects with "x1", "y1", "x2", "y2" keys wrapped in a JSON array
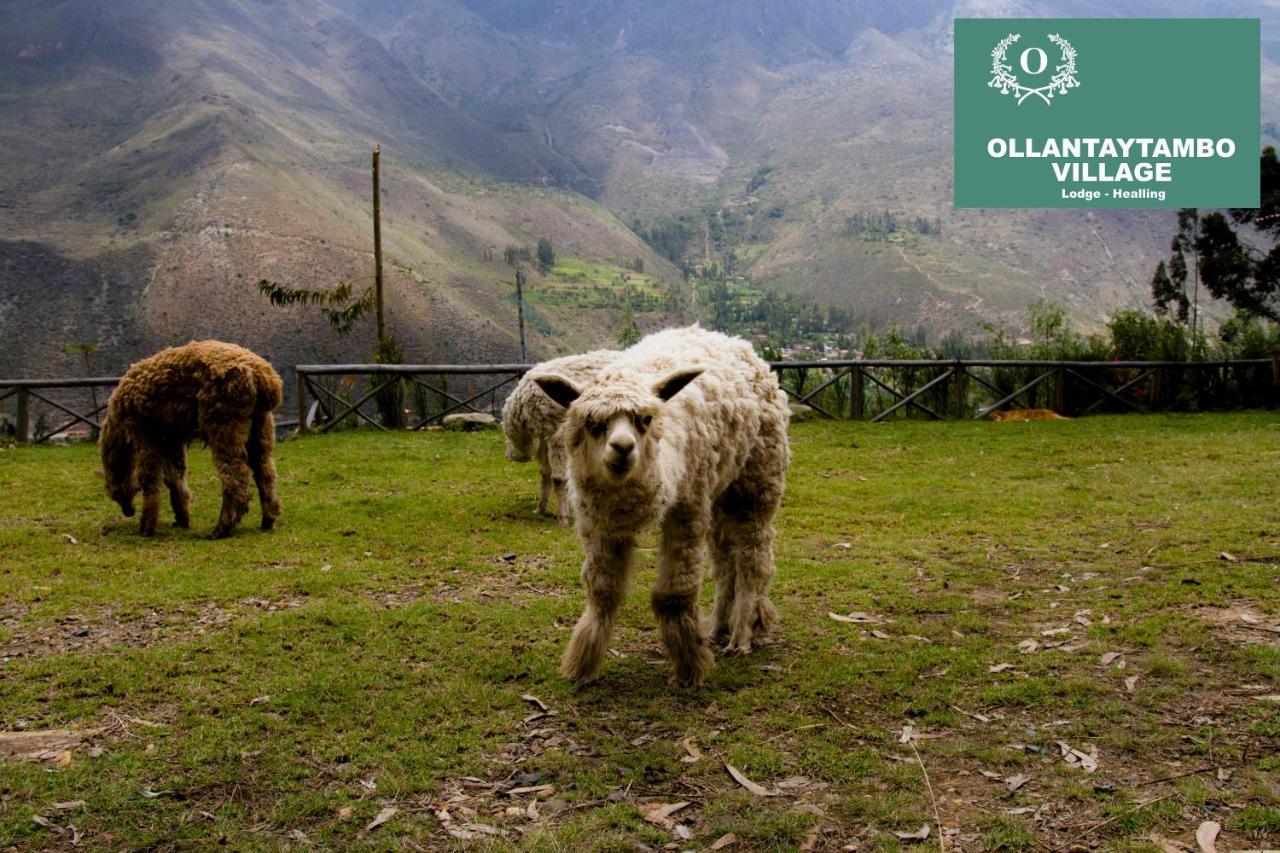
[{"x1": 954, "y1": 19, "x2": 1260, "y2": 208}]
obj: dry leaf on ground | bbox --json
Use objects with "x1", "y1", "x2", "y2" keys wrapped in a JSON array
[
  {"x1": 366, "y1": 806, "x2": 397, "y2": 831},
  {"x1": 1005, "y1": 773, "x2": 1031, "y2": 792},
  {"x1": 828, "y1": 611, "x2": 887, "y2": 624},
  {"x1": 680, "y1": 736, "x2": 702, "y2": 763},
  {"x1": 892, "y1": 824, "x2": 931, "y2": 841},
  {"x1": 710, "y1": 832, "x2": 738, "y2": 849},
  {"x1": 1195, "y1": 820, "x2": 1220, "y2": 853},
  {"x1": 520, "y1": 694, "x2": 549, "y2": 712},
  {"x1": 725, "y1": 763, "x2": 779, "y2": 796},
  {"x1": 640, "y1": 801, "x2": 691, "y2": 829}
]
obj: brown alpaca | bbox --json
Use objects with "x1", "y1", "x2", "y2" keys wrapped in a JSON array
[{"x1": 100, "y1": 341, "x2": 283, "y2": 538}]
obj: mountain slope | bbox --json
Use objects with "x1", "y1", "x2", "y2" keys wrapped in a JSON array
[{"x1": 0, "y1": 0, "x2": 682, "y2": 382}]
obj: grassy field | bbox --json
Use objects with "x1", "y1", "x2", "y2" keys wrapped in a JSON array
[{"x1": 1, "y1": 415, "x2": 1277, "y2": 851}]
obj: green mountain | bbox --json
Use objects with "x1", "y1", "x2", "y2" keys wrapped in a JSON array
[{"x1": 1, "y1": 0, "x2": 1276, "y2": 382}]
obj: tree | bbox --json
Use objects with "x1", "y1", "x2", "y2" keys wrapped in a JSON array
[
  {"x1": 258, "y1": 280, "x2": 375, "y2": 335},
  {"x1": 536, "y1": 238, "x2": 556, "y2": 272},
  {"x1": 617, "y1": 302, "x2": 641, "y2": 348},
  {"x1": 1156, "y1": 148, "x2": 1280, "y2": 322}
]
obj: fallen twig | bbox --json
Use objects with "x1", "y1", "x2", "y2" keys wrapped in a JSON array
[
  {"x1": 762, "y1": 723, "x2": 826, "y2": 744},
  {"x1": 1049, "y1": 792, "x2": 1176, "y2": 852},
  {"x1": 1131, "y1": 765, "x2": 1230, "y2": 788},
  {"x1": 907, "y1": 737, "x2": 945, "y2": 852}
]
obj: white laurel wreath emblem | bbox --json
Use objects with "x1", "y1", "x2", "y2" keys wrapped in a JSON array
[{"x1": 989, "y1": 33, "x2": 1079, "y2": 106}]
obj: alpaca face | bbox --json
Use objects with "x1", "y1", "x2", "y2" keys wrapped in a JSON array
[
  {"x1": 575, "y1": 409, "x2": 656, "y2": 483},
  {"x1": 99, "y1": 418, "x2": 138, "y2": 516},
  {"x1": 504, "y1": 429, "x2": 532, "y2": 462},
  {"x1": 109, "y1": 480, "x2": 138, "y2": 517},
  {"x1": 532, "y1": 367, "x2": 703, "y2": 485}
]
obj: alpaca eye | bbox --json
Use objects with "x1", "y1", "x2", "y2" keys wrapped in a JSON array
[
  {"x1": 588, "y1": 420, "x2": 606, "y2": 438},
  {"x1": 642, "y1": 415, "x2": 653, "y2": 427}
]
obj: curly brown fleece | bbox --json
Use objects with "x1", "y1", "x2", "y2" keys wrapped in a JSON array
[{"x1": 100, "y1": 340, "x2": 283, "y2": 538}]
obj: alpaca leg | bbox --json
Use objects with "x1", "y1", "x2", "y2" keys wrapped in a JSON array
[
  {"x1": 717, "y1": 426, "x2": 787, "y2": 656},
  {"x1": 653, "y1": 504, "x2": 713, "y2": 689},
  {"x1": 165, "y1": 444, "x2": 191, "y2": 529},
  {"x1": 247, "y1": 411, "x2": 281, "y2": 530},
  {"x1": 561, "y1": 535, "x2": 633, "y2": 684},
  {"x1": 709, "y1": 513, "x2": 737, "y2": 645},
  {"x1": 549, "y1": 445, "x2": 570, "y2": 527},
  {"x1": 722, "y1": 521, "x2": 778, "y2": 656},
  {"x1": 538, "y1": 466, "x2": 552, "y2": 516},
  {"x1": 208, "y1": 422, "x2": 254, "y2": 539},
  {"x1": 553, "y1": 477, "x2": 569, "y2": 527},
  {"x1": 134, "y1": 443, "x2": 166, "y2": 536},
  {"x1": 536, "y1": 443, "x2": 554, "y2": 516}
]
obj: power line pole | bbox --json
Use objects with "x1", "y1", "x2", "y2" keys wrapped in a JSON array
[
  {"x1": 515, "y1": 265, "x2": 528, "y2": 361},
  {"x1": 372, "y1": 145, "x2": 385, "y2": 343}
]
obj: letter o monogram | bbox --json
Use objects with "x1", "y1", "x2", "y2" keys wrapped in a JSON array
[{"x1": 1020, "y1": 47, "x2": 1047, "y2": 75}]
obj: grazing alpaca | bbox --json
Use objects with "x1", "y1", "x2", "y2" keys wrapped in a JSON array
[
  {"x1": 100, "y1": 341, "x2": 283, "y2": 538},
  {"x1": 502, "y1": 350, "x2": 617, "y2": 525},
  {"x1": 533, "y1": 326, "x2": 790, "y2": 688}
]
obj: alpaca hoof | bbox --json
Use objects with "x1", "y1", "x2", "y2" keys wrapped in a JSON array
[
  {"x1": 559, "y1": 661, "x2": 601, "y2": 686},
  {"x1": 173, "y1": 519, "x2": 189, "y2": 529},
  {"x1": 670, "y1": 645, "x2": 714, "y2": 689},
  {"x1": 722, "y1": 639, "x2": 753, "y2": 657},
  {"x1": 669, "y1": 666, "x2": 708, "y2": 690},
  {"x1": 261, "y1": 516, "x2": 276, "y2": 531},
  {"x1": 208, "y1": 527, "x2": 231, "y2": 540}
]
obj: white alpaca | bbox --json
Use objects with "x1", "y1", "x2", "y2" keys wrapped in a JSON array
[
  {"x1": 502, "y1": 350, "x2": 618, "y2": 525},
  {"x1": 532, "y1": 326, "x2": 790, "y2": 688}
]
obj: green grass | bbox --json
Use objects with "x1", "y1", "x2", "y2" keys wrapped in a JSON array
[{"x1": 1, "y1": 414, "x2": 1278, "y2": 850}]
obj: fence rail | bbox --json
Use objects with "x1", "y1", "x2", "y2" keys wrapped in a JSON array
[
  {"x1": 3, "y1": 358, "x2": 1275, "y2": 442},
  {"x1": 0, "y1": 377, "x2": 300, "y2": 443}
]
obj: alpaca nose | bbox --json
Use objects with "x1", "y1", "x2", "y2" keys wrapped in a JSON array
[{"x1": 609, "y1": 437, "x2": 635, "y2": 457}]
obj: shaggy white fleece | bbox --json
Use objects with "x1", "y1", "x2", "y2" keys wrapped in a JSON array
[
  {"x1": 533, "y1": 326, "x2": 790, "y2": 688},
  {"x1": 502, "y1": 350, "x2": 617, "y2": 524}
]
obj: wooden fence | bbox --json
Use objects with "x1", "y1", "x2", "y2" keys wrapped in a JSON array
[
  {"x1": 2, "y1": 358, "x2": 1275, "y2": 442},
  {"x1": 770, "y1": 358, "x2": 1277, "y2": 421}
]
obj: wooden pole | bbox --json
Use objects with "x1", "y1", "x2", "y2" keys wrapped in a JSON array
[
  {"x1": 295, "y1": 370, "x2": 308, "y2": 433},
  {"x1": 372, "y1": 145, "x2": 385, "y2": 344},
  {"x1": 15, "y1": 388, "x2": 29, "y2": 443},
  {"x1": 515, "y1": 266, "x2": 527, "y2": 362},
  {"x1": 850, "y1": 366, "x2": 864, "y2": 420},
  {"x1": 952, "y1": 361, "x2": 966, "y2": 419}
]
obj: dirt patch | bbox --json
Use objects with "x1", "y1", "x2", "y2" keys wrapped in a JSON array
[
  {"x1": 363, "y1": 554, "x2": 569, "y2": 611},
  {"x1": 1194, "y1": 605, "x2": 1280, "y2": 646},
  {"x1": 0, "y1": 596, "x2": 306, "y2": 664}
]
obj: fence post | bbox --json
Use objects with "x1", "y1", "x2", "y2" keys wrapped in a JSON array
[
  {"x1": 952, "y1": 361, "x2": 966, "y2": 419},
  {"x1": 850, "y1": 366, "x2": 864, "y2": 420},
  {"x1": 295, "y1": 370, "x2": 308, "y2": 434},
  {"x1": 1054, "y1": 366, "x2": 1067, "y2": 414},
  {"x1": 15, "y1": 388, "x2": 30, "y2": 443}
]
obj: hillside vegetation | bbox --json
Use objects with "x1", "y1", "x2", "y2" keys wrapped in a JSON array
[{"x1": 1, "y1": 417, "x2": 1277, "y2": 849}]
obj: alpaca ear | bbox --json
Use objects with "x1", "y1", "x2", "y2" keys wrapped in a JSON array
[
  {"x1": 533, "y1": 374, "x2": 582, "y2": 408},
  {"x1": 654, "y1": 368, "x2": 703, "y2": 402}
]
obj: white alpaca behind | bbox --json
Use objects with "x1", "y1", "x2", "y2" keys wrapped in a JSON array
[
  {"x1": 533, "y1": 326, "x2": 790, "y2": 688},
  {"x1": 502, "y1": 350, "x2": 617, "y2": 525}
]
